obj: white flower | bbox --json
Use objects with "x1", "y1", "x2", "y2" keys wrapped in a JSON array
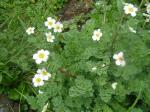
[
  {"x1": 54, "y1": 22, "x2": 63, "y2": 33},
  {"x1": 92, "y1": 67, "x2": 97, "y2": 71},
  {"x1": 32, "y1": 74, "x2": 44, "y2": 87},
  {"x1": 124, "y1": 3, "x2": 138, "y2": 17},
  {"x1": 37, "y1": 68, "x2": 51, "y2": 80},
  {"x1": 113, "y1": 52, "x2": 126, "y2": 66},
  {"x1": 26, "y1": 27, "x2": 35, "y2": 35},
  {"x1": 102, "y1": 64, "x2": 106, "y2": 67},
  {"x1": 44, "y1": 17, "x2": 56, "y2": 29},
  {"x1": 112, "y1": 82, "x2": 118, "y2": 90},
  {"x1": 38, "y1": 90, "x2": 44, "y2": 94},
  {"x1": 45, "y1": 32, "x2": 55, "y2": 43},
  {"x1": 146, "y1": 3, "x2": 150, "y2": 14},
  {"x1": 128, "y1": 26, "x2": 136, "y2": 33},
  {"x1": 92, "y1": 29, "x2": 102, "y2": 41},
  {"x1": 33, "y1": 49, "x2": 50, "y2": 64}
]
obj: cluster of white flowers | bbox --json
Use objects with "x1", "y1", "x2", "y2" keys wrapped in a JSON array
[
  {"x1": 26, "y1": 17, "x2": 63, "y2": 43},
  {"x1": 92, "y1": 29, "x2": 103, "y2": 41},
  {"x1": 27, "y1": 16, "x2": 63, "y2": 89},
  {"x1": 32, "y1": 68, "x2": 51, "y2": 87},
  {"x1": 44, "y1": 17, "x2": 63, "y2": 42},
  {"x1": 27, "y1": 2, "x2": 148, "y2": 91},
  {"x1": 44, "y1": 17, "x2": 63, "y2": 32}
]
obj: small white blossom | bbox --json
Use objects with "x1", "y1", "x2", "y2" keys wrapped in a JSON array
[
  {"x1": 113, "y1": 52, "x2": 126, "y2": 67},
  {"x1": 124, "y1": 3, "x2": 138, "y2": 17},
  {"x1": 33, "y1": 49, "x2": 50, "y2": 64},
  {"x1": 45, "y1": 32, "x2": 55, "y2": 43},
  {"x1": 112, "y1": 82, "x2": 118, "y2": 90},
  {"x1": 38, "y1": 90, "x2": 44, "y2": 94},
  {"x1": 54, "y1": 22, "x2": 63, "y2": 33},
  {"x1": 146, "y1": 3, "x2": 150, "y2": 14},
  {"x1": 37, "y1": 68, "x2": 51, "y2": 80},
  {"x1": 26, "y1": 27, "x2": 35, "y2": 35},
  {"x1": 129, "y1": 26, "x2": 136, "y2": 33},
  {"x1": 32, "y1": 74, "x2": 44, "y2": 87},
  {"x1": 45, "y1": 17, "x2": 56, "y2": 29},
  {"x1": 92, "y1": 29, "x2": 102, "y2": 41},
  {"x1": 92, "y1": 67, "x2": 97, "y2": 71},
  {"x1": 102, "y1": 64, "x2": 106, "y2": 67}
]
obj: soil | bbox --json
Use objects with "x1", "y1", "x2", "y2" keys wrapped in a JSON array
[
  {"x1": 0, "y1": 95, "x2": 19, "y2": 112},
  {"x1": 60, "y1": 0, "x2": 93, "y2": 20}
]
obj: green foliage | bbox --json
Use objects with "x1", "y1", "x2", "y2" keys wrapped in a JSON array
[
  {"x1": 1, "y1": 0, "x2": 150, "y2": 112},
  {"x1": 69, "y1": 76, "x2": 93, "y2": 97}
]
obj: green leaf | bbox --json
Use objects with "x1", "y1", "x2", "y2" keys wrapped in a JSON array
[
  {"x1": 99, "y1": 86, "x2": 114, "y2": 103},
  {"x1": 0, "y1": 74, "x2": 2, "y2": 83},
  {"x1": 69, "y1": 76, "x2": 93, "y2": 97}
]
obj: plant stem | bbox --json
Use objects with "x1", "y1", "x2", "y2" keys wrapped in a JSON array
[
  {"x1": 127, "y1": 88, "x2": 142, "y2": 112},
  {"x1": 110, "y1": 14, "x2": 124, "y2": 56},
  {"x1": 139, "y1": 0, "x2": 144, "y2": 8}
]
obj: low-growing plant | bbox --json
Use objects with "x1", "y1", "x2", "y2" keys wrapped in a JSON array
[
  {"x1": 0, "y1": 0, "x2": 67, "y2": 111},
  {"x1": 25, "y1": 0, "x2": 150, "y2": 112},
  {"x1": 1, "y1": 0, "x2": 150, "y2": 112}
]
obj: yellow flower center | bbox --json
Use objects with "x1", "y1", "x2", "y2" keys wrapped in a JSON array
[
  {"x1": 35, "y1": 78, "x2": 42, "y2": 83},
  {"x1": 48, "y1": 21, "x2": 53, "y2": 26},
  {"x1": 42, "y1": 71, "x2": 48, "y2": 76},
  {"x1": 48, "y1": 35, "x2": 52, "y2": 39},
  {"x1": 118, "y1": 56, "x2": 124, "y2": 61},
  {"x1": 38, "y1": 53, "x2": 45, "y2": 59},
  {"x1": 96, "y1": 32, "x2": 100, "y2": 37},
  {"x1": 56, "y1": 26, "x2": 60, "y2": 30},
  {"x1": 128, "y1": 7, "x2": 134, "y2": 13}
]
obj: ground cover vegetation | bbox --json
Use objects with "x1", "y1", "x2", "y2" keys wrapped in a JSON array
[{"x1": 0, "y1": 0, "x2": 150, "y2": 112}]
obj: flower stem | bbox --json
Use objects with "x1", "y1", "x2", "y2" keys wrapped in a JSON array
[{"x1": 127, "y1": 88, "x2": 142, "y2": 112}]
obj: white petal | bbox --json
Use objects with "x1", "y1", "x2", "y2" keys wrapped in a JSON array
[
  {"x1": 43, "y1": 76, "x2": 49, "y2": 80},
  {"x1": 45, "y1": 50, "x2": 49, "y2": 55},
  {"x1": 113, "y1": 54, "x2": 118, "y2": 60},
  {"x1": 37, "y1": 69, "x2": 41, "y2": 74},
  {"x1": 121, "y1": 61, "x2": 126, "y2": 66},
  {"x1": 112, "y1": 82, "x2": 118, "y2": 90},
  {"x1": 39, "y1": 81, "x2": 44, "y2": 86},
  {"x1": 115, "y1": 60, "x2": 121, "y2": 65},
  {"x1": 42, "y1": 56, "x2": 48, "y2": 62},
  {"x1": 118, "y1": 52, "x2": 123, "y2": 57},
  {"x1": 33, "y1": 54, "x2": 38, "y2": 59},
  {"x1": 48, "y1": 26, "x2": 52, "y2": 29},
  {"x1": 45, "y1": 21, "x2": 48, "y2": 26},
  {"x1": 123, "y1": 5, "x2": 128, "y2": 11},
  {"x1": 33, "y1": 83, "x2": 38, "y2": 87},
  {"x1": 131, "y1": 12, "x2": 136, "y2": 17},
  {"x1": 47, "y1": 17, "x2": 52, "y2": 21},
  {"x1": 36, "y1": 59, "x2": 42, "y2": 64},
  {"x1": 92, "y1": 35, "x2": 97, "y2": 41}
]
